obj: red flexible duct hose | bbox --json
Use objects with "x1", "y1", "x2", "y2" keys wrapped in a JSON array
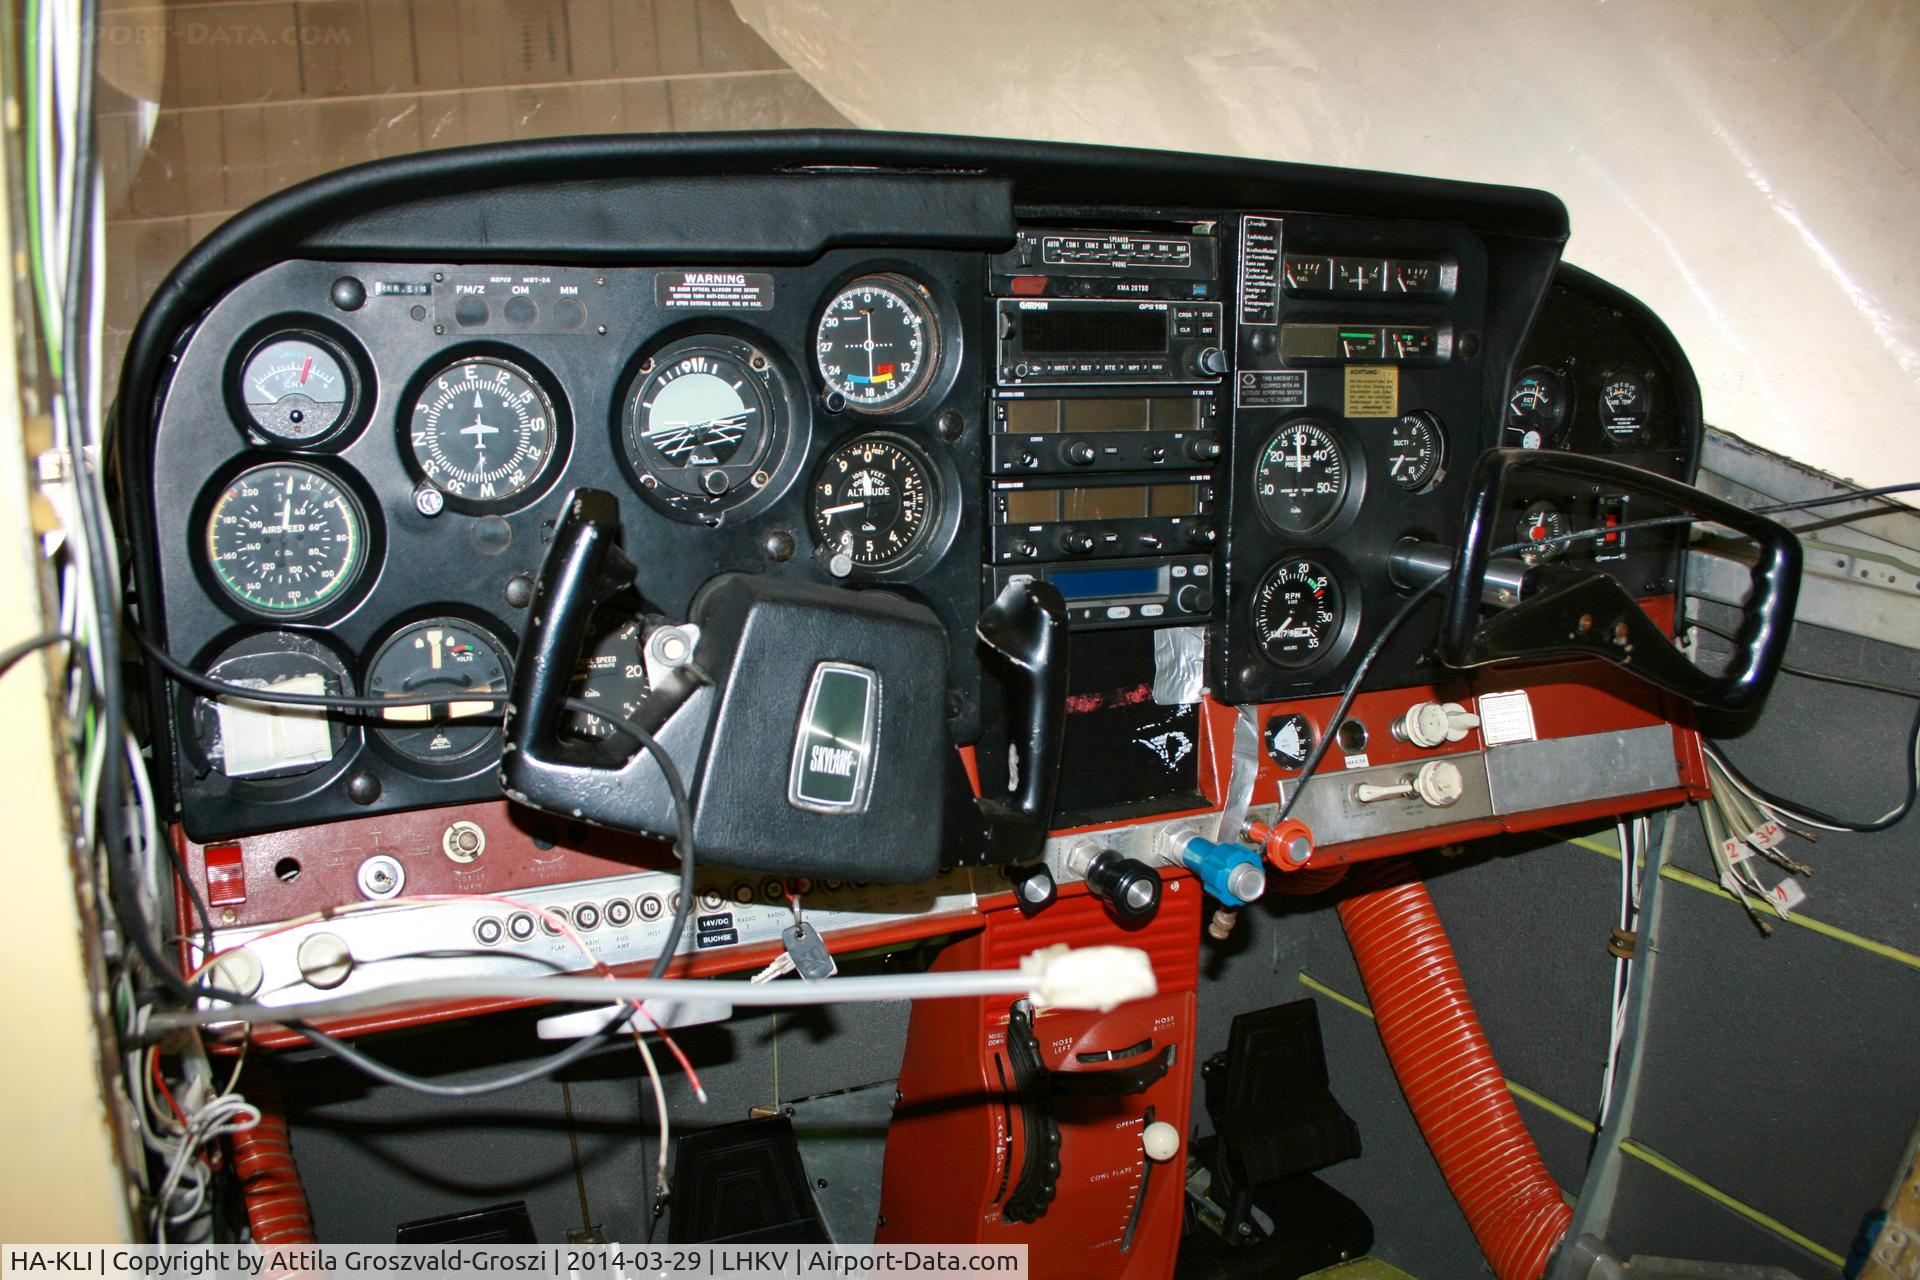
[
  {"x1": 1272, "y1": 865, "x2": 1348, "y2": 895},
  {"x1": 227, "y1": 1074, "x2": 316, "y2": 1245},
  {"x1": 1337, "y1": 859, "x2": 1571, "y2": 1279}
]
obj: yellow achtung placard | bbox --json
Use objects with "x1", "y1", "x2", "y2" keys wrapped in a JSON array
[{"x1": 1343, "y1": 365, "x2": 1399, "y2": 418}]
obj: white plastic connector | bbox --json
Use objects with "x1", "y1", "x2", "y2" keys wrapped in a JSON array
[{"x1": 1022, "y1": 944, "x2": 1158, "y2": 1012}]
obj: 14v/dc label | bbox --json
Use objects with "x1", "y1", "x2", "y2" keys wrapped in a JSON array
[{"x1": 656, "y1": 271, "x2": 775, "y2": 310}]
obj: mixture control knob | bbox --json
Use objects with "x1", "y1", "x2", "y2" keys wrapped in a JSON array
[
  {"x1": 1187, "y1": 437, "x2": 1223, "y2": 463},
  {"x1": 1393, "y1": 700, "x2": 1480, "y2": 749},
  {"x1": 1413, "y1": 760, "x2": 1466, "y2": 808},
  {"x1": 1174, "y1": 582, "x2": 1212, "y2": 614},
  {"x1": 1064, "y1": 439, "x2": 1098, "y2": 466},
  {"x1": 1196, "y1": 346, "x2": 1229, "y2": 376},
  {"x1": 1062, "y1": 528, "x2": 1096, "y2": 555},
  {"x1": 1069, "y1": 842, "x2": 1162, "y2": 923}
]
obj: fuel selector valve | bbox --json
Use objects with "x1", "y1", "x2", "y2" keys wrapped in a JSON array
[
  {"x1": 1156, "y1": 826, "x2": 1266, "y2": 908},
  {"x1": 1066, "y1": 842, "x2": 1162, "y2": 923}
]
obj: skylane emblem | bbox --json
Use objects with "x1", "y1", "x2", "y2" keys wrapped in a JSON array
[{"x1": 789, "y1": 662, "x2": 878, "y2": 814}]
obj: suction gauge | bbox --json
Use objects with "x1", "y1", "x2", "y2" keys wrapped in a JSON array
[
  {"x1": 237, "y1": 332, "x2": 356, "y2": 443},
  {"x1": 1387, "y1": 412, "x2": 1446, "y2": 492}
]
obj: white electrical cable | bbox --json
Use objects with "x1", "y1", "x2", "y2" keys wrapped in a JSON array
[{"x1": 150, "y1": 945, "x2": 1158, "y2": 1032}]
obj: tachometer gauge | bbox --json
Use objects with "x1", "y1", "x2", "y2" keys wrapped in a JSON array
[
  {"x1": 203, "y1": 462, "x2": 366, "y2": 617},
  {"x1": 809, "y1": 433, "x2": 935, "y2": 570},
  {"x1": 564, "y1": 609, "x2": 651, "y2": 743},
  {"x1": 1252, "y1": 558, "x2": 1345, "y2": 668},
  {"x1": 1254, "y1": 420, "x2": 1348, "y2": 533},
  {"x1": 624, "y1": 335, "x2": 783, "y2": 511},
  {"x1": 1517, "y1": 500, "x2": 1570, "y2": 564},
  {"x1": 1386, "y1": 412, "x2": 1446, "y2": 492},
  {"x1": 1506, "y1": 365, "x2": 1569, "y2": 449},
  {"x1": 815, "y1": 275, "x2": 940, "y2": 412},
  {"x1": 237, "y1": 332, "x2": 355, "y2": 443},
  {"x1": 365, "y1": 618, "x2": 511, "y2": 765},
  {"x1": 408, "y1": 356, "x2": 559, "y2": 505},
  {"x1": 188, "y1": 632, "x2": 354, "y2": 780},
  {"x1": 1598, "y1": 369, "x2": 1651, "y2": 448}
]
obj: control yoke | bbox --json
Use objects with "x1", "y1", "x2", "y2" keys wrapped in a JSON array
[
  {"x1": 1437, "y1": 449, "x2": 1801, "y2": 712},
  {"x1": 499, "y1": 489, "x2": 1069, "y2": 880}
]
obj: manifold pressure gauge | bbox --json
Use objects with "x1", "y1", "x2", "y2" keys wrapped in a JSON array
[{"x1": 808, "y1": 433, "x2": 936, "y2": 571}]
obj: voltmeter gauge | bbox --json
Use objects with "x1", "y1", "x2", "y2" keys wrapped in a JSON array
[
  {"x1": 1252, "y1": 558, "x2": 1345, "y2": 668},
  {"x1": 408, "y1": 356, "x2": 560, "y2": 505},
  {"x1": 815, "y1": 275, "x2": 940, "y2": 412},
  {"x1": 1254, "y1": 420, "x2": 1348, "y2": 533},
  {"x1": 1598, "y1": 369, "x2": 1651, "y2": 448},
  {"x1": 1386, "y1": 412, "x2": 1446, "y2": 492},
  {"x1": 365, "y1": 618, "x2": 512, "y2": 766},
  {"x1": 1506, "y1": 365, "x2": 1569, "y2": 449},
  {"x1": 809, "y1": 434, "x2": 936, "y2": 570},
  {"x1": 1517, "y1": 500, "x2": 1571, "y2": 564},
  {"x1": 203, "y1": 462, "x2": 366, "y2": 618},
  {"x1": 236, "y1": 332, "x2": 356, "y2": 443}
]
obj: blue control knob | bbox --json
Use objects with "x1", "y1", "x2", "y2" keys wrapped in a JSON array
[{"x1": 1178, "y1": 835, "x2": 1267, "y2": 906}]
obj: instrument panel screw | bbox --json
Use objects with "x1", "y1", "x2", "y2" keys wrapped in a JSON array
[
  {"x1": 750, "y1": 353, "x2": 768, "y2": 371},
  {"x1": 751, "y1": 469, "x2": 770, "y2": 489},
  {"x1": 413, "y1": 483, "x2": 445, "y2": 518},
  {"x1": 504, "y1": 573, "x2": 535, "y2": 609}
]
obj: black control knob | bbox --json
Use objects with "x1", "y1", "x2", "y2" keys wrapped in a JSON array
[
  {"x1": 1174, "y1": 582, "x2": 1212, "y2": 614},
  {"x1": 1017, "y1": 450, "x2": 1040, "y2": 470},
  {"x1": 1061, "y1": 528, "x2": 1096, "y2": 555},
  {"x1": 1247, "y1": 329, "x2": 1277, "y2": 356},
  {"x1": 1187, "y1": 437, "x2": 1222, "y2": 463},
  {"x1": 1007, "y1": 864, "x2": 1057, "y2": 918},
  {"x1": 1014, "y1": 539, "x2": 1039, "y2": 559},
  {"x1": 1064, "y1": 439, "x2": 1097, "y2": 466},
  {"x1": 1082, "y1": 849, "x2": 1162, "y2": 923},
  {"x1": 1142, "y1": 444, "x2": 1167, "y2": 463},
  {"x1": 1196, "y1": 346, "x2": 1229, "y2": 376},
  {"x1": 1185, "y1": 522, "x2": 1218, "y2": 547}
]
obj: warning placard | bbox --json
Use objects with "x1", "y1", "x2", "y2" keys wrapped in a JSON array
[
  {"x1": 1343, "y1": 365, "x2": 1399, "y2": 418},
  {"x1": 656, "y1": 270, "x2": 775, "y2": 310}
]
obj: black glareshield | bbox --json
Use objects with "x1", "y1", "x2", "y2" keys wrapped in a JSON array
[
  {"x1": 502, "y1": 488, "x2": 1069, "y2": 879},
  {"x1": 1441, "y1": 449, "x2": 1801, "y2": 713}
]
